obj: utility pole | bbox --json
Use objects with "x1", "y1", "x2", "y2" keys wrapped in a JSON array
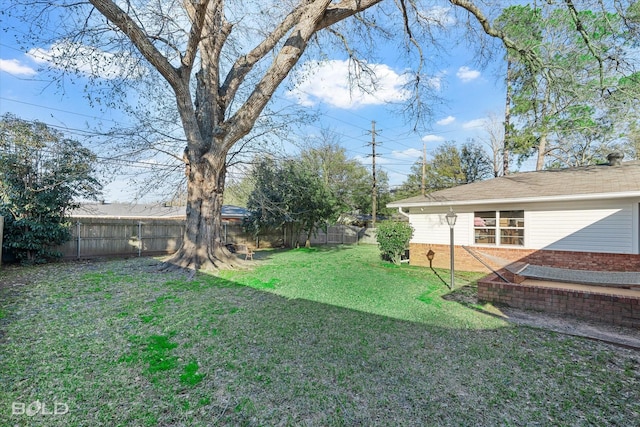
[
  {"x1": 367, "y1": 121, "x2": 380, "y2": 228},
  {"x1": 422, "y1": 142, "x2": 427, "y2": 196}
]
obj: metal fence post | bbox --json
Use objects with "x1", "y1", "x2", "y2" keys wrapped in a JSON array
[
  {"x1": 76, "y1": 221, "x2": 81, "y2": 259},
  {"x1": 138, "y1": 221, "x2": 142, "y2": 257}
]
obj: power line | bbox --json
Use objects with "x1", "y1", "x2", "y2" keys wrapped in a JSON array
[{"x1": 0, "y1": 97, "x2": 124, "y2": 125}]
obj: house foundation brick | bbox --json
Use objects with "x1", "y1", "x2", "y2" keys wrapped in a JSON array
[{"x1": 409, "y1": 243, "x2": 640, "y2": 273}]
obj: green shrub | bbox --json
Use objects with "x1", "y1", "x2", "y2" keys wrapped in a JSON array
[
  {"x1": 376, "y1": 221, "x2": 414, "y2": 265},
  {"x1": 0, "y1": 114, "x2": 101, "y2": 264}
]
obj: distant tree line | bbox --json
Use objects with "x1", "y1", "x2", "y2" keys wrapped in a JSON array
[
  {"x1": 392, "y1": 140, "x2": 494, "y2": 201},
  {"x1": 239, "y1": 141, "x2": 390, "y2": 247}
]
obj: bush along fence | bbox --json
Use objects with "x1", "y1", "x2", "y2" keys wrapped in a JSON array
[{"x1": 53, "y1": 218, "x2": 375, "y2": 260}]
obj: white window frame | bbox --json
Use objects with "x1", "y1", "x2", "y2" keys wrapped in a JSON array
[{"x1": 474, "y1": 210, "x2": 524, "y2": 247}]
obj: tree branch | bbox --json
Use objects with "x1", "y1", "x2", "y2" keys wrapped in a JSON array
[
  {"x1": 181, "y1": 0, "x2": 212, "y2": 71},
  {"x1": 88, "y1": 0, "x2": 180, "y2": 88},
  {"x1": 448, "y1": 0, "x2": 543, "y2": 71},
  {"x1": 223, "y1": 0, "x2": 335, "y2": 150},
  {"x1": 219, "y1": 1, "x2": 312, "y2": 110},
  {"x1": 88, "y1": 0, "x2": 208, "y2": 155},
  {"x1": 318, "y1": 0, "x2": 384, "y2": 30},
  {"x1": 563, "y1": 0, "x2": 605, "y2": 89}
]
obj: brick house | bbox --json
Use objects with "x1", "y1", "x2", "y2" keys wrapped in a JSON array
[{"x1": 387, "y1": 157, "x2": 640, "y2": 327}]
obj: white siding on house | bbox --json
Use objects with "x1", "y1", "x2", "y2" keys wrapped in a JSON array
[
  {"x1": 527, "y1": 202, "x2": 634, "y2": 253},
  {"x1": 405, "y1": 199, "x2": 638, "y2": 254},
  {"x1": 409, "y1": 212, "x2": 473, "y2": 246}
]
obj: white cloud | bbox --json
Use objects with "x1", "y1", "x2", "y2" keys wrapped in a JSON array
[
  {"x1": 463, "y1": 118, "x2": 488, "y2": 129},
  {"x1": 287, "y1": 60, "x2": 411, "y2": 109},
  {"x1": 389, "y1": 148, "x2": 422, "y2": 160},
  {"x1": 0, "y1": 59, "x2": 37, "y2": 76},
  {"x1": 436, "y1": 116, "x2": 455, "y2": 126},
  {"x1": 424, "y1": 6, "x2": 456, "y2": 27},
  {"x1": 421, "y1": 134, "x2": 445, "y2": 143},
  {"x1": 28, "y1": 41, "x2": 144, "y2": 80},
  {"x1": 424, "y1": 76, "x2": 439, "y2": 92},
  {"x1": 456, "y1": 66, "x2": 480, "y2": 83},
  {"x1": 353, "y1": 154, "x2": 368, "y2": 165}
]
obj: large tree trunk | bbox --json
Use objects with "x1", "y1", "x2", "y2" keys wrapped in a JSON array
[{"x1": 164, "y1": 152, "x2": 242, "y2": 271}]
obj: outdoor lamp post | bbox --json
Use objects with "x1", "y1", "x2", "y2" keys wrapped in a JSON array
[
  {"x1": 445, "y1": 208, "x2": 457, "y2": 290},
  {"x1": 426, "y1": 249, "x2": 435, "y2": 269}
]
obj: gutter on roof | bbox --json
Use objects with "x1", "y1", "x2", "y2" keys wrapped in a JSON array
[{"x1": 387, "y1": 190, "x2": 640, "y2": 209}]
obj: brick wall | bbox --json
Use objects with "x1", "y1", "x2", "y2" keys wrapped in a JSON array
[
  {"x1": 410, "y1": 243, "x2": 640, "y2": 273},
  {"x1": 410, "y1": 243, "x2": 537, "y2": 272},
  {"x1": 478, "y1": 276, "x2": 640, "y2": 328},
  {"x1": 524, "y1": 250, "x2": 640, "y2": 271}
]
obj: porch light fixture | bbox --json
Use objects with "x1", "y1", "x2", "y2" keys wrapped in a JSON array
[{"x1": 445, "y1": 208, "x2": 457, "y2": 290}]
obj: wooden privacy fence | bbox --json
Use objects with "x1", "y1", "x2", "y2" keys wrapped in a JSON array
[
  {"x1": 299, "y1": 225, "x2": 365, "y2": 246},
  {"x1": 54, "y1": 218, "x2": 371, "y2": 259},
  {"x1": 56, "y1": 218, "x2": 186, "y2": 259}
]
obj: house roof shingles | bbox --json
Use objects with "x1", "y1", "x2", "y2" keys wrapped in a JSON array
[{"x1": 389, "y1": 160, "x2": 640, "y2": 208}]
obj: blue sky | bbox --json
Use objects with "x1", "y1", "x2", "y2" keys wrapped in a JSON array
[{"x1": 0, "y1": 4, "x2": 514, "y2": 202}]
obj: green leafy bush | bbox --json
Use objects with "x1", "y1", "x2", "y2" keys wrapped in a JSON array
[
  {"x1": 0, "y1": 114, "x2": 101, "y2": 263},
  {"x1": 376, "y1": 221, "x2": 414, "y2": 265}
]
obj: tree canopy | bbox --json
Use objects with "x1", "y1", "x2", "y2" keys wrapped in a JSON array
[
  {"x1": 300, "y1": 139, "x2": 386, "y2": 219},
  {"x1": 0, "y1": 114, "x2": 102, "y2": 263},
  {"x1": 393, "y1": 140, "x2": 493, "y2": 199},
  {"x1": 497, "y1": 3, "x2": 640, "y2": 169},
  {"x1": 245, "y1": 158, "x2": 339, "y2": 248}
]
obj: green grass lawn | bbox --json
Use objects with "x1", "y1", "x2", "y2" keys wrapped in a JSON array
[{"x1": 0, "y1": 244, "x2": 638, "y2": 426}]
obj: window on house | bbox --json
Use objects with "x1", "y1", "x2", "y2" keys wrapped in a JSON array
[
  {"x1": 499, "y1": 210, "x2": 524, "y2": 245},
  {"x1": 474, "y1": 210, "x2": 524, "y2": 246},
  {"x1": 474, "y1": 211, "x2": 496, "y2": 244}
]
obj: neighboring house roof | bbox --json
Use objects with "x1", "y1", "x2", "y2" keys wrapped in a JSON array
[
  {"x1": 71, "y1": 203, "x2": 249, "y2": 219},
  {"x1": 388, "y1": 160, "x2": 640, "y2": 208},
  {"x1": 220, "y1": 205, "x2": 250, "y2": 219}
]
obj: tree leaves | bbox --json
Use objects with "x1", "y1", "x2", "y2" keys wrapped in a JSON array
[
  {"x1": 394, "y1": 141, "x2": 493, "y2": 199},
  {"x1": 245, "y1": 158, "x2": 339, "y2": 245},
  {"x1": 0, "y1": 114, "x2": 102, "y2": 263}
]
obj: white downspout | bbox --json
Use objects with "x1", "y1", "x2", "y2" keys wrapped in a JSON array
[{"x1": 398, "y1": 207, "x2": 410, "y2": 219}]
